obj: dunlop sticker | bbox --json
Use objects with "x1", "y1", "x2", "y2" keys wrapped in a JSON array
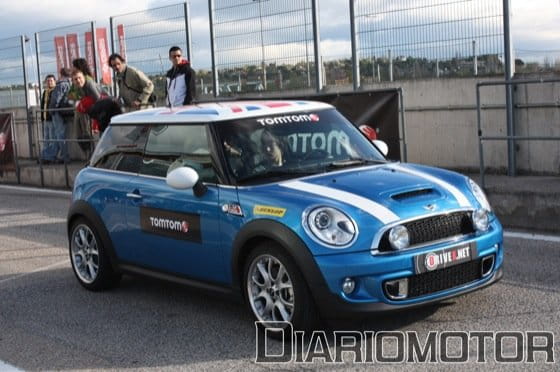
[{"x1": 253, "y1": 205, "x2": 287, "y2": 217}]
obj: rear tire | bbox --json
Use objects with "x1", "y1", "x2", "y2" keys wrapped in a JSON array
[
  {"x1": 243, "y1": 241, "x2": 318, "y2": 338},
  {"x1": 69, "y1": 218, "x2": 121, "y2": 291}
]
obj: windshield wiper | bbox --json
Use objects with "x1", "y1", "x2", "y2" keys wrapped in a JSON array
[
  {"x1": 325, "y1": 158, "x2": 385, "y2": 170},
  {"x1": 237, "y1": 169, "x2": 314, "y2": 184}
]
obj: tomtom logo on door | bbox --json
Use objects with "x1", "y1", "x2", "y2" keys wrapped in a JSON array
[
  {"x1": 257, "y1": 113, "x2": 319, "y2": 126},
  {"x1": 140, "y1": 207, "x2": 201, "y2": 242},
  {"x1": 149, "y1": 217, "x2": 189, "y2": 233}
]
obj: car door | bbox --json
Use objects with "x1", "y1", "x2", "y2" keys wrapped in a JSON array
[{"x1": 120, "y1": 123, "x2": 227, "y2": 284}]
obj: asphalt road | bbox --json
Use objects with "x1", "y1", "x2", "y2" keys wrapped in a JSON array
[{"x1": 0, "y1": 185, "x2": 558, "y2": 371}]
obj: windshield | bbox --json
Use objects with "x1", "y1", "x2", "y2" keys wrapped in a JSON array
[{"x1": 215, "y1": 108, "x2": 386, "y2": 185}]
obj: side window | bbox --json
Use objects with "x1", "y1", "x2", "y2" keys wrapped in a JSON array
[
  {"x1": 139, "y1": 124, "x2": 218, "y2": 183},
  {"x1": 91, "y1": 125, "x2": 150, "y2": 173}
]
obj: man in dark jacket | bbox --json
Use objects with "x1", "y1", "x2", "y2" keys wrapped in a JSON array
[
  {"x1": 39, "y1": 75, "x2": 55, "y2": 162},
  {"x1": 43, "y1": 68, "x2": 72, "y2": 164},
  {"x1": 166, "y1": 46, "x2": 196, "y2": 107}
]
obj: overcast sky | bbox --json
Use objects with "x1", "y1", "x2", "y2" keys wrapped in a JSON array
[{"x1": 0, "y1": 0, "x2": 559, "y2": 71}]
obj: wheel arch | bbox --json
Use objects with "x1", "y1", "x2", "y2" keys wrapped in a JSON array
[
  {"x1": 67, "y1": 200, "x2": 120, "y2": 273},
  {"x1": 231, "y1": 219, "x2": 327, "y2": 297}
]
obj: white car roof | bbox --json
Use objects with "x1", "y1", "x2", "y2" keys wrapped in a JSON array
[{"x1": 110, "y1": 100, "x2": 334, "y2": 125}]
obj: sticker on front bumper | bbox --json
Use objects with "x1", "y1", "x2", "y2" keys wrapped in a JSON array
[{"x1": 414, "y1": 242, "x2": 477, "y2": 274}]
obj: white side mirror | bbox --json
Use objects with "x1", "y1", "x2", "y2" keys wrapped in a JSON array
[
  {"x1": 372, "y1": 140, "x2": 389, "y2": 157},
  {"x1": 166, "y1": 167, "x2": 199, "y2": 190}
]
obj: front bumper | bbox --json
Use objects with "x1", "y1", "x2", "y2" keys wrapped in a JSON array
[{"x1": 310, "y1": 220, "x2": 503, "y2": 319}]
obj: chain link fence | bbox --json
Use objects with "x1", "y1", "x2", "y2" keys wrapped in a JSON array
[
  {"x1": 35, "y1": 22, "x2": 100, "y2": 90},
  {"x1": 0, "y1": 36, "x2": 27, "y2": 109},
  {"x1": 352, "y1": 0, "x2": 504, "y2": 85},
  {"x1": 110, "y1": 3, "x2": 191, "y2": 105},
  {"x1": 210, "y1": 0, "x2": 318, "y2": 97}
]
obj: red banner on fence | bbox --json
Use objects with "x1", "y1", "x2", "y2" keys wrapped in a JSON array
[
  {"x1": 84, "y1": 31, "x2": 95, "y2": 77},
  {"x1": 54, "y1": 36, "x2": 68, "y2": 76},
  {"x1": 117, "y1": 24, "x2": 126, "y2": 60},
  {"x1": 66, "y1": 33, "x2": 80, "y2": 63},
  {"x1": 0, "y1": 113, "x2": 15, "y2": 174},
  {"x1": 95, "y1": 28, "x2": 112, "y2": 85}
]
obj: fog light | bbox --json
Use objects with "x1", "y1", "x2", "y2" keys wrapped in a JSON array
[
  {"x1": 472, "y1": 209, "x2": 489, "y2": 232},
  {"x1": 384, "y1": 278, "x2": 408, "y2": 300},
  {"x1": 342, "y1": 277, "x2": 355, "y2": 294},
  {"x1": 388, "y1": 225, "x2": 410, "y2": 250}
]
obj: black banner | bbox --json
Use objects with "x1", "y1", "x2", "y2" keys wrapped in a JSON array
[
  {"x1": 294, "y1": 90, "x2": 401, "y2": 160},
  {"x1": 140, "y1": 206, "x2": 201, "y2": 243},
  {"x1": 0, "y1": 113, "x2": 15, "y2": 173}
]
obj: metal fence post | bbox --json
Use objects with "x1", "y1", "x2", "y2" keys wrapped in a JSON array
[
  {"x1": 398, "y1": 88, "x2": 407, "y2": 162},
  {"x1": 503, "y1": 0, "x2": 515, "y2": 176},
  {"x1": 184, "y1": 1, "x2": 192, "y2": 63},
  {"x1": 35, "y1": 33, "x2": 42, "y2": 94},
  {"x1": 311, "y1": 0, "x2": 322, "y2": 92},
  {"x1": 208, "y1": 0, "x2": 218, "y2": 98},
  {"x1": 20, "y1": 35, "x2": 34, "y2": 158},
  {"x1": 350, "y1": 0, "x2": 360, "y2": 91},
  {"x1": 109, "y1": 16, "x2": 117, "y2": 96},
  {"x1": 476, "y1": 84, "x2": 485, "y2": 188},
  {"x1": 473, "y1": 40, "x2": 478, "y2": 76},
  {"x1": 91, "y1": 22, "x2": 100, "y2": 83},
  {"x1": 389, "y1": 49, "x2": 393, "y2": 82}
]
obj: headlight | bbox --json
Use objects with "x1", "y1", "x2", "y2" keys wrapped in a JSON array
[
  {"x1": 306, "y1": 207, "x2": 357, "y2": 247},
  {"x1": 472, "y1": 209, "x2": 489, "y2": 232},
  {"x1": 388, "y1": 225, "x2": 410, "y2": 250},
  {"x1": 468, "y1": 179, "x2": 492, "y2": 211}
]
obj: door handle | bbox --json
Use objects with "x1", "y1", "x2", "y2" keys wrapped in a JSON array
[{"x1": 126, "y1": 191, "x2": 142, "y2": 199}]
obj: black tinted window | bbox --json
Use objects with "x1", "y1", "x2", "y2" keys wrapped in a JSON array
[
  {"x1": 139, "y1": 125, "x2": 218, "y2": 183},
  {"x1": 91, "y1": 125, "x2": 150, "y2": 173}
]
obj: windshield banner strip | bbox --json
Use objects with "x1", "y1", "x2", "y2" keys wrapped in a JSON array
[
  {"x1": 388, "y1": 164, "x2": 471, "y2": 208},
  {"x1": 281, "y1": 181, "x2": 399, "y2": 224}
]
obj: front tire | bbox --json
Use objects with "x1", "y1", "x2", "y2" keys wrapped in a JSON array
[
  {"x1": 69, "y1": 218, "x2": 121, "y2": 291},
  {"x1": 244, "y1": 242, "x2": 317, "y2": 335}
]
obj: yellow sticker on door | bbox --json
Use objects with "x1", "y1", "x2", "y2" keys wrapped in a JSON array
[{"x1": 253, "y1": 205, "x2": 287, "y2": 217}]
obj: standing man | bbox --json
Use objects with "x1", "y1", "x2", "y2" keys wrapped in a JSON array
[
  {"x1": 166, "y1": 46, "x2": 196, "y2": 107},
  {"x1": 39, "y1": 75, "x2": 56, "y2": 163},
  {"x1": 109, "y1": 53, "x2": 154, "y2": 111},
  {"x1": 44, "y1": 68, "x2": 72, "y2": 164}
]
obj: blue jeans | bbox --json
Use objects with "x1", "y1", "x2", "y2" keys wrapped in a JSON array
[
  {"x1": 42, "y1": 113, "x2": 70, "y2": 162},
  {"x1": 41, "y1": 120, "x2": 54, "y2": 160}
]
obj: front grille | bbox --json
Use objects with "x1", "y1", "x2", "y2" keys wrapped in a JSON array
[
  {"x1": 378, "y1": 211, "x2": 474, "y2": 252},
  {"x1": 406, "y1": 258, "x2": 482, "y2": 299}
]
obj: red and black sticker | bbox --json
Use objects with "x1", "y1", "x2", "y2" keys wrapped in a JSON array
[
  {"x1": 140, "y1": 207, "x2": 201, "y2": 243},
  {"x1": 414, "y1": 243, "x2": 477, "y2": 274}
]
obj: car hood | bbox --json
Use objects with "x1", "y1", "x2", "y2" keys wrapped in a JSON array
[
  {"x1": 236, "y1": 162, "x2": 478, "y2": 255},
  {"x1": 240, "y1": 162, "x2": 476, "y2": 223}
]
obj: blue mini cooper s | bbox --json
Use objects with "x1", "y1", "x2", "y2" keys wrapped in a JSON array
[{"x1": 67, "y1": 100, "x2": 503, "y2": 331}]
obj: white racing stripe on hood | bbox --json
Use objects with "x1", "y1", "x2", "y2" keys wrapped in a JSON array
[
  {"x1": 388, "y1": 164, "x2": 471, "y2": 208},
  {"x1": 281, "y1": 180, "x2": 399, "y2": 224}
]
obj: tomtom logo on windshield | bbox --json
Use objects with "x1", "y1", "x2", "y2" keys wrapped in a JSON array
[{"x1": 257, "y1": 114, "x2": 319, "y2": 126}]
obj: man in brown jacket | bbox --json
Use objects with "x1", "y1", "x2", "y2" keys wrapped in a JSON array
[{"x1": 109, "y1": 53, "x2": 155, "y2": 111}]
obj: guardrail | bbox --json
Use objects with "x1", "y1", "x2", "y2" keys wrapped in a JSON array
[{"x1": 476, "y1": 78, "x2": 560, "y2": 188}]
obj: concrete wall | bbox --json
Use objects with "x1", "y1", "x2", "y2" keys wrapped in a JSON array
[{"x1": 364, "y1": 77, "x2": 560, "y2": 175}]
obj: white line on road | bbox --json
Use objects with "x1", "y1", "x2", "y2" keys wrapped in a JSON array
[
  {"x1": 505, "y1": 230, "x2": 560, "y2": 243},
  {"x1": 0, "y1": 184, "x2": 71, "y2": 196},
  {"x1": 0, "y1": 259, "x2": 68, "y2": 285},
  {"x1": 0, "y1": 360, "x2": 22, "y2": 371}
]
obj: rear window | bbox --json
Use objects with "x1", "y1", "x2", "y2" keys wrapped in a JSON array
[{"x1": 90, "y1": 125, "x2": 150, "y2": 173}]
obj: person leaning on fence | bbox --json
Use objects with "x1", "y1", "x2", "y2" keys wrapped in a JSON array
[
  {"x1": 39, "y1": 75, "x2": 56, "y2": 163},
  {"x1": 166, "y1": 46, "x2": 196, "y2": 107},
  {"x1": 68, "y1": 58, "x2": 96, "y2": 155},
  {"x1": 109, "y1": 53, "x2": 155, "y2": 111},
  {"x1": 43, "y1": 68, "x2": 73, "y2": 164},
  {"x1": 72, "y1": 69, "x2": 105, "y2": 137}
]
